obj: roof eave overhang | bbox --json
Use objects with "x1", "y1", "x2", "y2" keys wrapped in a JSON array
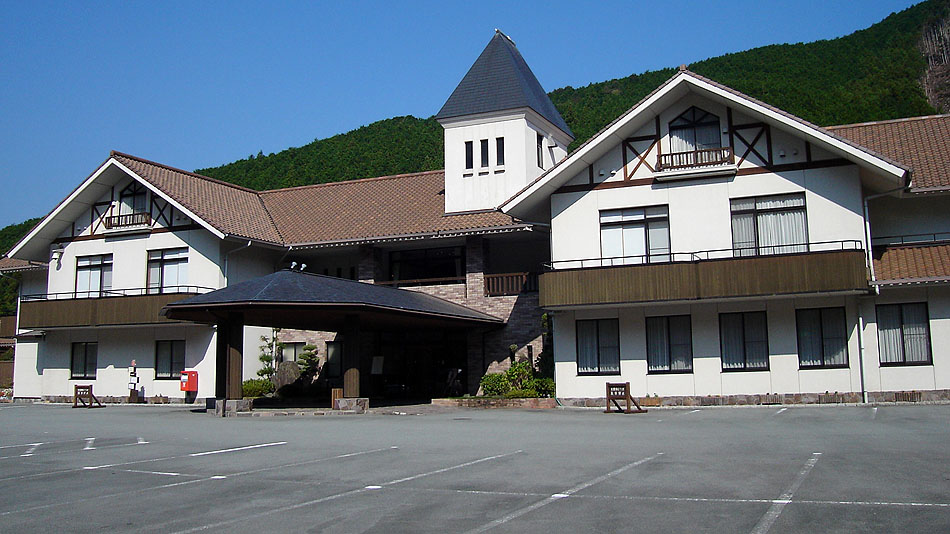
[
  {"x1": 437, "y1": 107, "x2": 574, "y2": 144},
  {"x1": 286, "y1": 224, "x2": 533, "y2": 250},
  {"x1": 500, "y1": 72, "x2": 909, "y2": 219}
]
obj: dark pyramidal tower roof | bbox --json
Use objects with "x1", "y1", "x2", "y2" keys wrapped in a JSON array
[{"x1": 435, "y1": 30, "x2": 573, "y2": 138}]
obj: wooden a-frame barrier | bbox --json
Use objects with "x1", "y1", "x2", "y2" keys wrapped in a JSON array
[{"x1": 605, "y1": 382, "x2": 647, "y2": 414}]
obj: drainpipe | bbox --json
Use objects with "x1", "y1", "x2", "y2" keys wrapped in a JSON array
[
  {"x1": 223, "y1": 241, "x2": 252, "y2": 286},
  {"x1": 856, "y1": 304, "x2": 868, "y2": 404},
  {"x1": 862, "y1": 186, "x2": 907, "y2": 295}
]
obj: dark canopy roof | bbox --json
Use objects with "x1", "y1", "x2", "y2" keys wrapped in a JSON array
[
  {"x1": 162, "y1": 270, "x2": 503, "y2": 330},
  {"x1": 435, "y1": 30, "x2": 573, "y2": 138}
]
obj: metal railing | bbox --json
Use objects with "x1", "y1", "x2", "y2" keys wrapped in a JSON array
[
  {"x1": 871, "y1": 232, "x2": 950, "y2": 246},
  {"x1": 657, "y1": 147, "x2": 733, "y2": 171},
  {"x1": 22, "y1": 285, "x2": 215, "y2": 301},
  {"x1": 484, "y1": 272, "x2": 539, "y2": 296},
  {"x1": 102, "y1": 212, "x2": 152, "y2": 229},
  {"x1": 545, "y1": 239, "x2": 863, "y2": 270}
]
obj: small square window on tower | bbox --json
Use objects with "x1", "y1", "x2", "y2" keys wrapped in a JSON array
[
  {"x1": 464, "y1": 141, "x2": 474, "y2": 170},
  {"x1": 496, "y1": 137, "x2": 505, "y2": 166},
  {"x1": 480, "y1": 139, "x2": 489, "y2": 167}
]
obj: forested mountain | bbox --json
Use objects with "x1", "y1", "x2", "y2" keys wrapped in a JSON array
[
  {"x1": 0, "y1": 218, "x2": 40, "y2": 315},
  {"x1": 197, "y1": 0, "x2": 948, "y2": 188}
]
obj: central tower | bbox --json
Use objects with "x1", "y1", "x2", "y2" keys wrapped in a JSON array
[{"x1": 436, "y1": 30, "x2": 574, "y2": 214}]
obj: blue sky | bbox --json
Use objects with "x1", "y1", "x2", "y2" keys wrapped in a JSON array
[{"x1": 0, "y1": 0, "x2": 920, "y2": 228}]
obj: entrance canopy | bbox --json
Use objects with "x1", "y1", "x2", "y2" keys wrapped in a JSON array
[{"x1": 161, "y1": 269, "x2": 504, "y2": 330}]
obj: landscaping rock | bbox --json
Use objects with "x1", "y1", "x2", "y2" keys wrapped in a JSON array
[{"x1": 274, "y1": 361, "x2": 301, "y2": 389}]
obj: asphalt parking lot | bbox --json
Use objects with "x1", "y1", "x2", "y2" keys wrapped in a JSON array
[{"x1": 0, "y1": 403, "x2": 948, "y2": 533}]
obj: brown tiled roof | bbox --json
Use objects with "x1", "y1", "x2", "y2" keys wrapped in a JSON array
[
  {"x1": 260, "y1": 171, "x2": 521, "y2": 246},
  {"x1": 828, "y1": 115, "x2": 950, "y2": 191},
  {"x1": 0, "y1": 257, "x2": 46, "y2": 272},
  {"x1": 872, "y1": 243, "x2": 950, "y2": 285},
  {"x1": 111, "y1": 152, "x2": 284, "y2": 244}
]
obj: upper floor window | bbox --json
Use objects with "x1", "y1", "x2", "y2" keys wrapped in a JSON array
[
  {"x1": 646, "y1": 315, "x2": 693, "y2": 373},
  {"x1": 797, "y1": 307, "x2": 848, "y2": 368},
  {"x1": 388, "y1": 246, "x2": 465, "y2": 285},
  {"x1": 537, "y1": 133, "x2": 544, "y2": 169},
  {"x1": 465, "y1": 141, "x2": 474, "y2": 170},
  {"x1": 669, "y1": 106, "x2": 721, "y2": 153},
  {"x1": 600, "y1": 206, "x2": 670, "y2": 265},
  {"x1": 75, "y1": 254, "x2": 112, "y2": 298},
  {"x1": 147, "y1": 248, "x2": 188, "y2": 294},
  {"x1": 877, "y1": 303, "x2": 932, "y2": 366},
  {"x1": 496, "y1": 137, "x2": 505, "y2": 166},
  {"x1": 480, "y1": 139, "x2": 489, "y2": 168},
  {"x1": 731, "y1": 193, "x2": 807, "y2": 257},
  {"x1": 119, "y1": 182, "x2": 148, "y2": 215},
  {"x1": 576, "y1": 318, "x2": 620, "y2": 375}
]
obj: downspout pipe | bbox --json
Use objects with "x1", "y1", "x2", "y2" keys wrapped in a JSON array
[
  {"x1": 223, "y1": 240, "x2": 252, "y2": 286},
  {"x1": 862, "y1": 185, "x2": 908, "y2": 295}
]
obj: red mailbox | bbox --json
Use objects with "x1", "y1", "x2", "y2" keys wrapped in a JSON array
[{"x1": 180, "y1": 370, "x2": 198, "y2": 392}]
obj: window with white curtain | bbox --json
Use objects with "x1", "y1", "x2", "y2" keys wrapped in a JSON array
[
  {"x1": 731, "y1": 193, "x2": 807, "y2": 257},
  {"x1": 646, "y1": 315, "x2": 693, "y2": 373},
  {"x1": 75, "y1": 254, "x2": 113, "y2": 298},
  {"x1": 796, "y1": 307, "x2": 848, "y2": 368},
  {"x1": 155, "y1": 340, "x2": 186, "y2": 379},
  {"x1": 576, "y1": 319, "x2": 620, "y2": 375},
  {"x1": 600, "y1": 206, "x2": 670, "y2": 266},
  {"x1": 877, "y1": 303, "x2": 932, "y2": 365},
  {"x1": 720, "y1": 311, "x2": 769, "y2": 371},
  {"x1": 669, "y1": 106, "x2": 721, "y2": 153},
  {"x1": 147, "y1": 248, "x2": 188, "y2": 294}
]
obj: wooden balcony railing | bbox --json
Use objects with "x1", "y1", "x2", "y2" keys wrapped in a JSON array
[
  {"x1": 484, "y1": 272, "x2": 539, "y2": 296},
  {"x1": 657, "y1": 147, "x2": 733, "y2": 171},
  {"x1": 103, "y1": 212, "x2": 151, "y2": 229},
  {"x1": 19, "y1": 287, "x2": 214, "y2": 329},
  {"x1": 374, "y1": 276, "x2": 465, "y2": 288}
]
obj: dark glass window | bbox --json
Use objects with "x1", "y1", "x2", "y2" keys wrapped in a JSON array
[
  {"x1": 155, "y1": 340, "x2": 186, "y2": 379},
  {"x1": 480, "y1": 139, "x2": 489, "y2": 167},
  {"x1": 389, "y1": 247, "x2": 464, "y2": 285},
  {"x1": 465, "y1": 141, "x2": 474, "y2": 170},
  {"x1": 647, "y1": 315, "x2": 693, "y2": 373},
  {"x1": 325, "y1": 341, "x2": 343, "y2": 378},
  {"x1": 496, "y1": 137, "x2": 505, "y2": 166},
  {"x1": 720, "y1": 311, "x2": 769, "y2": 371},
  {"x1": 576, "y1": 319, "x2": 620, "y2": 374},
  {"x1": 877, "y1": 303, "x2": 932, "y2": 366},
  {"x1": 537, "y1": 133, "x2": 544, "y2": 169},
  {"x1": 71, "y1": 342, "x2": 97, "y2": 379},
  {"x1": 796, "y1": 307, "x2": 848, "y2": 368}
]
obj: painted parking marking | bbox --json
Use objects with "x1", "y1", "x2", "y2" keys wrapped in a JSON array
[
  {"x1": 83, "y1": 438, "x2": 95, "y2": 450},
  {"x1": 463, "y1": 452, "x2": 662, "y2": 534},
  {"x1": 0, "y1": 442, "x2": 44, "y2": 450},
  {"x1": 137, "y1": 437, "x2": 148, "y2": 444},
  {"x1": 120, "y1": 469, "x2": 185, "y2": 477},
  {"x1": 20, "y1": 443, "x2": 42, "y2": 457},
  {"x1": 872, "y1": 407, "x2": 878, "y2": 419},
  {"x1": 1, "y1": 446, "x2": 395, "y2": 518},
  {"x1": 168, "y1": 450, "x2": 523, "y2": 534},
  {"x1": 687, "y1": 409, "x2": 701, "y2": 414},
  {"x1": 0, "y1": 438, "x2": 147, "y2": 461},
  {"x1": 774, "y1": 408, "x2": 788, "y2": 415},
  {"x1": 750, "y1": 452, "x2": 821, "y2": 534},
  {"x1": 188, "y1": 441, "x2": 286, "y2": 456}
]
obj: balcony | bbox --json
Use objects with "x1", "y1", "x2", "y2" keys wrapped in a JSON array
[
  {"x1": 655, "y1": 147, "x2": 736, "y2": 181},
  {"x1": 19, "y1": 286, "x2": 214, "y2": 329},
  {"x1": 102, "y1": 212, "x2": 152, "y2": 231},
  {"x1": 484, "y1": 272, "x2": 539, "y2": 296},
  {"x1": 540, "y1": 241, "x2": 868, "y2": 308}
]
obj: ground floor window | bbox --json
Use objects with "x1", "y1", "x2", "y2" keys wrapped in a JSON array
[
  {"x1": 576, "y1": 319, "x2": 620, "y2": 375},
  {"x1": 877, "y1": 303, "x2": 932, "y2": 366},
  {"x1": 720, "y1": 311, "x2": 768, "y2": 371},
  {"x1": 155, "y1": 340, "x2": 185, "y2": 379},
  {"x1": 796, "y1": 307, "x2": 848, "y2": 368},
  {"x1": 325, "y1": 341, "x2": 343, "y2": 378},
  {"x1": 280, "y1": 342, "x2": 306, "y2": 363},
  {"x1": 70, "y1": 342, "x2": 97, "y2": 379},
  {"x1": 646, "y1": 315, "x2": 692, "y2": 373}
]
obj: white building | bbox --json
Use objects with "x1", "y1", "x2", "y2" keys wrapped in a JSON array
[{"x1": 502, "y1": 69, "x2": 950, "y2": 404}]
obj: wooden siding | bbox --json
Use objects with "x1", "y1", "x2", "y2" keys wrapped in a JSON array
[
  {"x1": 540, "y1": 250, "x2": 868, "y2": 308},
  {"x1": 19, "y1": 293, "x2": 196, "y2": 329},
  {"x1": 0, "y1": 315, "x2": 15, "y2": 338}
]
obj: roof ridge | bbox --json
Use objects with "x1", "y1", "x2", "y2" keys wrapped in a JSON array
[
  {"x1": 110, "y1": 150, "x2": 260, "y2": 194},
  {"x1": 826, "y1": 114, "x2": 950, "y2": 130},
  {"x1": 260, "y1": 169, "x2": 445, "y2": 195}
]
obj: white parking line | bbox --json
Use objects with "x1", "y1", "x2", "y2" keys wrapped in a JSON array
[
  {"x1": 872, "y1": 407, "x2": 878, "y2": 419},
  {"x1": 168, "y1": 450, "x2": 523, "y2": 534},
  {"x1": 750, "y1": 452, "x2": 821, "y2": 534},
  {"x1": 774, "y1": 408, "x2": 788, "y2": 416},
  {"x1": 0, "y1": 442, "x2": 44, "y2": 450},
  {"x1": 188, "y1": 441, "x2": 286, "y2": 456},
  {"x1": 687, "y1": 409, "x2": 701, "y2": 414},
  {"x1": 20, "y1": 443, "x2": 42, "y2": 457},
  {"x1": 463, "y1": 453, "x2": 662, "y2": 534},
  {"x1": 83, "y1": 438, "x2": 95, "y2": 450}
]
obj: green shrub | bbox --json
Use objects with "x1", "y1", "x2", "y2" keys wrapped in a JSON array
[
  {"x1": 504, "y1": 388, "x2": 539, "y2": 398},
  {"x1": 530, "y1": 377, "x2": 556, "y2": 398},
  {"x1": 505, "y1": 360, "x2": 533, "y2": 390},
  {"x1": 480, "y1": 373, "x2": 510, "y2": 396},
  {"x1": 242, "y1": 378, "x2": 275, "y2": 398}
]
